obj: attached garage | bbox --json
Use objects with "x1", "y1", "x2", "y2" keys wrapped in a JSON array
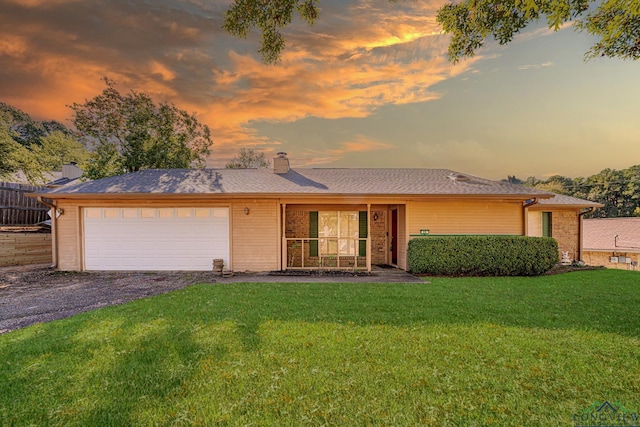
[{"x1": 83, "y1": 207, "x2": 229, "y2": 270}]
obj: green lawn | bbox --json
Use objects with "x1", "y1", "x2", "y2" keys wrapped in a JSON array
[{"x1": 1, "y1": 270, "x2": 639, "y2": 426}]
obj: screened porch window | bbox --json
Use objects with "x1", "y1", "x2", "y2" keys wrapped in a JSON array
[
  {"x1": 309, "y1": 211, "x2": 367, "y2": 257},
  {"x1": 318, "y1": 211, "x2": 359, "y2": 255}
]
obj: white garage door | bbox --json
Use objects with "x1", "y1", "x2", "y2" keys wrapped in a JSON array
[{"x1": 84, "y1": 207, "x2": 229, "y2": 270}]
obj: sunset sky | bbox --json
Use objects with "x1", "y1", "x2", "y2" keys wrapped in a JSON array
[{"x1": 1, "y1": 0, "x2": 639, "y2": 180}]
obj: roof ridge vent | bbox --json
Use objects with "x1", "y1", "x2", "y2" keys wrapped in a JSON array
[{"x1": 448, "y1": 173, "x2": 470, "y2": 183}]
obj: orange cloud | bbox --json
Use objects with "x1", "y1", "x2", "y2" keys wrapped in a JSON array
[
  {"x1": 0, "y1": 34, "x2": 27, "y2": 57},
  {"x1": 295, "y1": 136, "x2": 396, "y2": 166},
  {"x1": 149, "y1": 60, "x2": 177, "y2": 82},
  {"x1": 0, "y1": 0, "x2": 479, "y2": 167}
]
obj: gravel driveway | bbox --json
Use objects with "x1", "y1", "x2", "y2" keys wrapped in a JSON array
[
  {"x1": 0, "y1": 263, "x2": 423, "y2": 335},
  {"x1": 0, "y1": 264, "x2": 217, "y2": 334}
]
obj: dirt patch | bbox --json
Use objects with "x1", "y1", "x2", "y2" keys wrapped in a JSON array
[
  {"x1": 268, "y1": 270, "x2": 374, "y2": 277},
  {"x1": 542, "y1": 264, "x2": 605, "y2": 275},
  {"x1": 0, "y1": 264, "x2": 217, "y2": 334}
]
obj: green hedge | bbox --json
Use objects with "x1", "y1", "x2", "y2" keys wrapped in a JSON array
[{"x1": 407, "y1": 235, "x2": 559, "y2": 276}]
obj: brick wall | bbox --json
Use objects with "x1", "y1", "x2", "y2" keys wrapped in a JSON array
[
  {"x1": 370, "y1": 209, "x2": 387, "y2": 265},
  {"x1": 551, "y1": 210, "x2": 579, "y2": 262},
  {"x1": 584, "y1": 251, "x2": 640, "y2": 271}
]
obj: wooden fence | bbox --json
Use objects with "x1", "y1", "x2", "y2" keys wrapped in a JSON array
[
  {"x1": 0, "y1": 182, "x2": 49, "y2": 225},
  {"x1": 0, "y1": 232, "x2": 52, "y2": 267}
]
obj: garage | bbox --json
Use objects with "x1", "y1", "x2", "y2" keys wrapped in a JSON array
[{"x1": 83, "y1": 207, "x2": 229, "y2": 270}]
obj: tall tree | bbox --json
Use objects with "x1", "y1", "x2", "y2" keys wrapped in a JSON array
[
  {"x1": 226, "y1": 148, "x2": 270, "y2": 169},
  {"x1": 514, "y1": 164, "x2": 640, "y2": 218},
  {"x1": 31, "y1": 131, "x2": 88, "y2": 171},
  {"x1": 0, "y1": 102, "x2": 73, "y2": 147},
  {"x1": 70, "y1": 79, "x2": 212, "y2": 179},
  {"x1": 0, "y1": 112, "x2": 43, "y2": 182},
  {"x1": 223, "y1": 0, "x2": 640, "y2": 64}
]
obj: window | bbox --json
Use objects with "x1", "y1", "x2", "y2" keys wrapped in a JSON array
[
  {"x1": 542, "y1": 212, "x2": 552, "y2": 237},
  {"x1": 309, "y1": 211, "x2": 367, "y2": 256}
]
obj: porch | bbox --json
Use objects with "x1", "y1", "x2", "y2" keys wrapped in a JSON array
[{"x1": 280, "y1": 203, "x2": 403, "y2": 271}]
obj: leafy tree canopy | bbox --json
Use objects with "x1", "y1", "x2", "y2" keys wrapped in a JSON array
[
  {"x1": 0, "y1": 108, "x2": 86, "y2": 184},
  {"x1": 513, "y1": 165, "x2": 640, "y2": 218},
  {"x1": 32, "y1": 131, "x2": 88, "y2": 172},
  {"x1": 225, "y1": 148, "x2": 270, "y2": 169},
  {"x1": 0, "y1": 102, "x2": 73, "y2": 147},
  {"x1": 223, "y1": 0, "x2": 640, "y2": 63},
  {"x1": 0, "y1": 112, "x2": 31, "y2": 181},
  {"x1": 224, "y1": 0, "x2": 319, "y2": 64},
  {"x1": 437, "y1": 0, "x2": 640, "y2": 62},
  {"x1": 70, "y1": 79, "x2": 212, "y2": 179}
]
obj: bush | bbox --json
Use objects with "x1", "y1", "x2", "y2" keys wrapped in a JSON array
[{"x1": 407, "y1": 236, "x2": 559, "y2": 276}]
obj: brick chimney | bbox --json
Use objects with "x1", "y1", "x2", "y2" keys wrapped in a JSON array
[{"x1": 273, "y1": 152, "x2": 290, "y2": 174}]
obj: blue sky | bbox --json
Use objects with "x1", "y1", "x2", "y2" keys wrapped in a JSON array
[{"x1": 1, "y1": 0, "x2": 639, "y2": 180}]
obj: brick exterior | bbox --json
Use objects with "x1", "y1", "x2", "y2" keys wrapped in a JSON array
[
  {"x1": 370, "y1": 209, "x2": 387, "y2": 265},
  {"x1": 583, "y1": 251, "x2": 640, "y2": 271},
  {"x1": 285, "y1": 207, "x2": 388, "y2": 268},
  {"x1": 550, "y1": 210, "x2": 580, "y2": 262}
]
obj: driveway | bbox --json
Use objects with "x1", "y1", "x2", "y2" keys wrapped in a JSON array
[{"x1": 0, "y1": 264, "x2": 422, "y2": 334}]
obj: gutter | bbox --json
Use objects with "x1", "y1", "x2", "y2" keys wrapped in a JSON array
[
  {"x1": 36, "y1": 196, "x2": 61, "y2": 269},
  {"x1": 578, "y1": 207, "x2": 595, "y2": 262}
]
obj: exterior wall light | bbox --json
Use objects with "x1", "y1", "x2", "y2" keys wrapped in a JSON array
[{"x1": 244, "y1": 207, "x2": 250, "y2": 215}]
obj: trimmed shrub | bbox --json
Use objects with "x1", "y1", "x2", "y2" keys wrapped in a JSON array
[{"x1": 407, "y1": 235, "x2": 559, "y2": 276}]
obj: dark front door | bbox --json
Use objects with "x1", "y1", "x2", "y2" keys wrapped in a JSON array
[{"x1": 391, "y1": 209, "x2": 398, "y2": 265}]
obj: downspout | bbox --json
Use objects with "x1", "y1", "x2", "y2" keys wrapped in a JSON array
[
  {"x1": 578, "y1": 207, "x2": 595, "y2": 262},
  {"x1": 522, "y1": 198, "x2": 538, "y2": 235},
  {"x1": 37, "y1": 197, "x2": 61, "y2": 269}
]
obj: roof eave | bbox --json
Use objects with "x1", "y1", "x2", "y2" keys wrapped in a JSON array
[
  {"x1": 531, "y1": 203, "x2": 603, "y2": 209},
  {"x1": 28, "y1": 191, "x2": 553, "y2": 200}
]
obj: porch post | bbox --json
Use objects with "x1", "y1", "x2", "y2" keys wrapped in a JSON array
[
  {"x1": 281, "y1": 203, "x2": 287, "y2": 270},
  {"x1": 367, "y1": 203, "x2": 371, "y2": 272}
]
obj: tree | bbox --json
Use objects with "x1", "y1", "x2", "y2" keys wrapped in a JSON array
[
  {"x1": 437, "y1": 0, "x2": 640, "y2": 62},
  {"x1": 503, "y1": 175, "x2": 523, "y2": 184},
  {"x1": 0, "y1": 111, "x2": 45, "y2": 183},
  {"x1": 0, "y1": 102, "x2": 88, "y2": 183},
  {"x1": 70, "y1": 79, "x2": 212, "y2": 179},
  {"x1": 0, "y1": 102, "x2": 74, "y2": 147},
  {"x1": 516, "y1": 164, "x2": 640, "y2": 218},
  {"x1": 225, "y1": 148, "x2": 270, "y2": 169},
  {"x1": 223, "y1": 0, "x2": 319, "y2": 64},
  {"x1": 31, "y1": 131, "x2": 88, "y2": 171},
  {"x1": 223, "y1": 0, "x2": 640, "y2": 64}
]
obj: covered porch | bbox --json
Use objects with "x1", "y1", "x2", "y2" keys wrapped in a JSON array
[{"x1": 279, "y1": 203, "x2": 404, "y2": 272}]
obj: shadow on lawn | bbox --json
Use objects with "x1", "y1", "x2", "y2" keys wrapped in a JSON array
[
  {"x1": 0, "y1": 315, "x2": 222, "y2": 425},
  {"x1": 1, "y1": 269, "x2": 638, "y2": 425}
]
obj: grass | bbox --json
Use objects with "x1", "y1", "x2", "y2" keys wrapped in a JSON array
[{"x1": 1, "y1": 269, "x2": 639, "y2": 426}]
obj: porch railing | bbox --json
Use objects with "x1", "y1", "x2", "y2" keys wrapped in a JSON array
[{"x1": 284, "y1": 237, "x2": 369, "y2": 270}]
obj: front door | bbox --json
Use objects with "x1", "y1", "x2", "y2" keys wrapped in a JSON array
[{"x1": 391, "y1": 209, "x2": 398, "y2": 265}]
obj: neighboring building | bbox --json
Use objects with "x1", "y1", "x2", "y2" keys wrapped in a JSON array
[
  {"x1": 30, "y1": 154, "x2": 600, "y2": 272},
  {"x1": 583, "y1": 218, "x2": 640, "y2": 271}
]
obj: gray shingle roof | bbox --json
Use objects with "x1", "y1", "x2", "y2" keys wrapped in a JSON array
[
  {"x1": 536, "y1": 193, "x2": 602, "y2": 208},
  {"x1": 584, "y1": 218, "x2": 640, "y2": 252},
  {"x1": 39, "y1": 168, "x2": 554, "y2": 198}
]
